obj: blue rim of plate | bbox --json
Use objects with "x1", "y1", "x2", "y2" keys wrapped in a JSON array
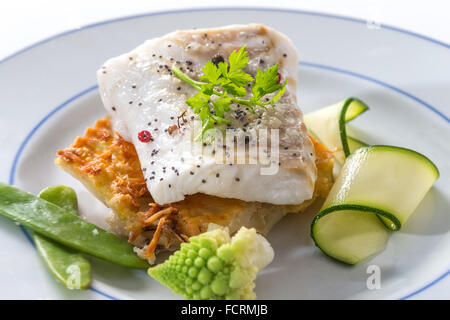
[
  {"x1": 3, "y1": 7, "x2": 449, "y2": 300},
  {"x1": 0, "y1": 6, "x2": 448, "y2": 64}
]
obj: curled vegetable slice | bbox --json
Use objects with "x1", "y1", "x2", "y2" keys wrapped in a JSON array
[
  {"x1": 346, "y1": 136, "x2": 368, "y2": 154},
  {"x1": 311, "y1": 146, "x2": 439, "y2": 264},
  {"x1": 304, "y1": 97, "x2": 369, "y2": 164},
  {"x1": 0, "y1": 183, "x2": 148, "y2": 269},
  {"x1": 33, "y1": 185, "x2": 91, "y2": 290}
]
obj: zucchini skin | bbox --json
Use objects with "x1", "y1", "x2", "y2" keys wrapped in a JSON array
[
  {"x1": 310, "y1": 145, "x2": 439, "y2": 265},
  {"x1": 338, "y1": 98, "x2": 369, "y2": 158},
  {"x1": 304, "y1": 97, "x2": 369, "y2": 164},
  {"x1": 350, "y1": 145, "x2": 440, "y2": 178},
  {"x1": 311, "y1": 203, "x2": 402, "y2": 235}
]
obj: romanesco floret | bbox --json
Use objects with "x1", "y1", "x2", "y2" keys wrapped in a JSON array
[{"x1": 148, "y1": 225, "x2": 274, "y2": 300}]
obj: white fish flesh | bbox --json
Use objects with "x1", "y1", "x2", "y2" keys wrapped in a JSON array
[{"x1": 97, "y1": 24, "x2": 316, "y2": 205}]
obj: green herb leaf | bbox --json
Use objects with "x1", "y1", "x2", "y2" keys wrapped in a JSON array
[
  {"x1": 212, "y1": 97, "x2": 232, "y2": 118},
  {"x1": 171, "y1": 45, "x2": 287, "y2": 140},
  {"x1": 217, "y1": 61, "x2": 229, "y2": 78},
  {"x1": 252, "y1": 65, "x2": 281, "y2": 99},
  {"x1": 263, "y1": 80, "x2": 288, "y2": 106},
  {"x1": 228, "y1": 70, "x2": 254, "y2": 87},
  {"x1": 229, "y1": 46, "x2": 249, "y2": 72},
  {"x1": 222, "y1": 83, "x2": 247, "y2": 97},
  {"x1": 186, "y1": 93, "x2": 208, "y2": 113},
  {"x1": 200, "y1": 61, "x2": 222, "y2": 84}
]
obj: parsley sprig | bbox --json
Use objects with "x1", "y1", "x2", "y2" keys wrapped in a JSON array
[{"x1": 171, "y1": 46, "x2": 288, "y2": 140}]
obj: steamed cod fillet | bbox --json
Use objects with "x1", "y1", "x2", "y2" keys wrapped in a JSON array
[
  {"x1": 97, "y1": 24, "x2": 317, "y2": 206},
  {"x1": 55, "y1": 118, "x2": 334, "y2": 259}
]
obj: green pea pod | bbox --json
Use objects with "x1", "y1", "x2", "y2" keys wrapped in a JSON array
[
  {"x1": 32, "y1": 185, "x2": 91, "y2": 289},
  {"x1": 38, "y1": 185, "x2": 78, "y2": 215},
  {"x1": 33, "y1": 234, "x2": 91, "y2": 290},
  {"x1": 0, "y1": 183, "x2": 149, "y2": 269}
]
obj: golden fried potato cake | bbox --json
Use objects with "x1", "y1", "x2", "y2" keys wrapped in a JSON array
[{"x1": 56, "y1": 118, "x2": 333, "y2": 262}]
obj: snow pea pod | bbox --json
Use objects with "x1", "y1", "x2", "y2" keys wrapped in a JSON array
[
  {"x1": 38, "y1": 185, "x2": 78, "y2": 215},
  {"x1": 33, "y1": 185, "x2": 91, "y2": 289},
  {"x1": 33, "y1": 234, "x2": 91, "y2": 289},
  {"x1": 0, "y1": 183, "x2": 149, "y2": 269}
]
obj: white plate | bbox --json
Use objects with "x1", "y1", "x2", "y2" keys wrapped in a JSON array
[{"x1": 0, "y1": 7, "x2": 449, "y2": 300}]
